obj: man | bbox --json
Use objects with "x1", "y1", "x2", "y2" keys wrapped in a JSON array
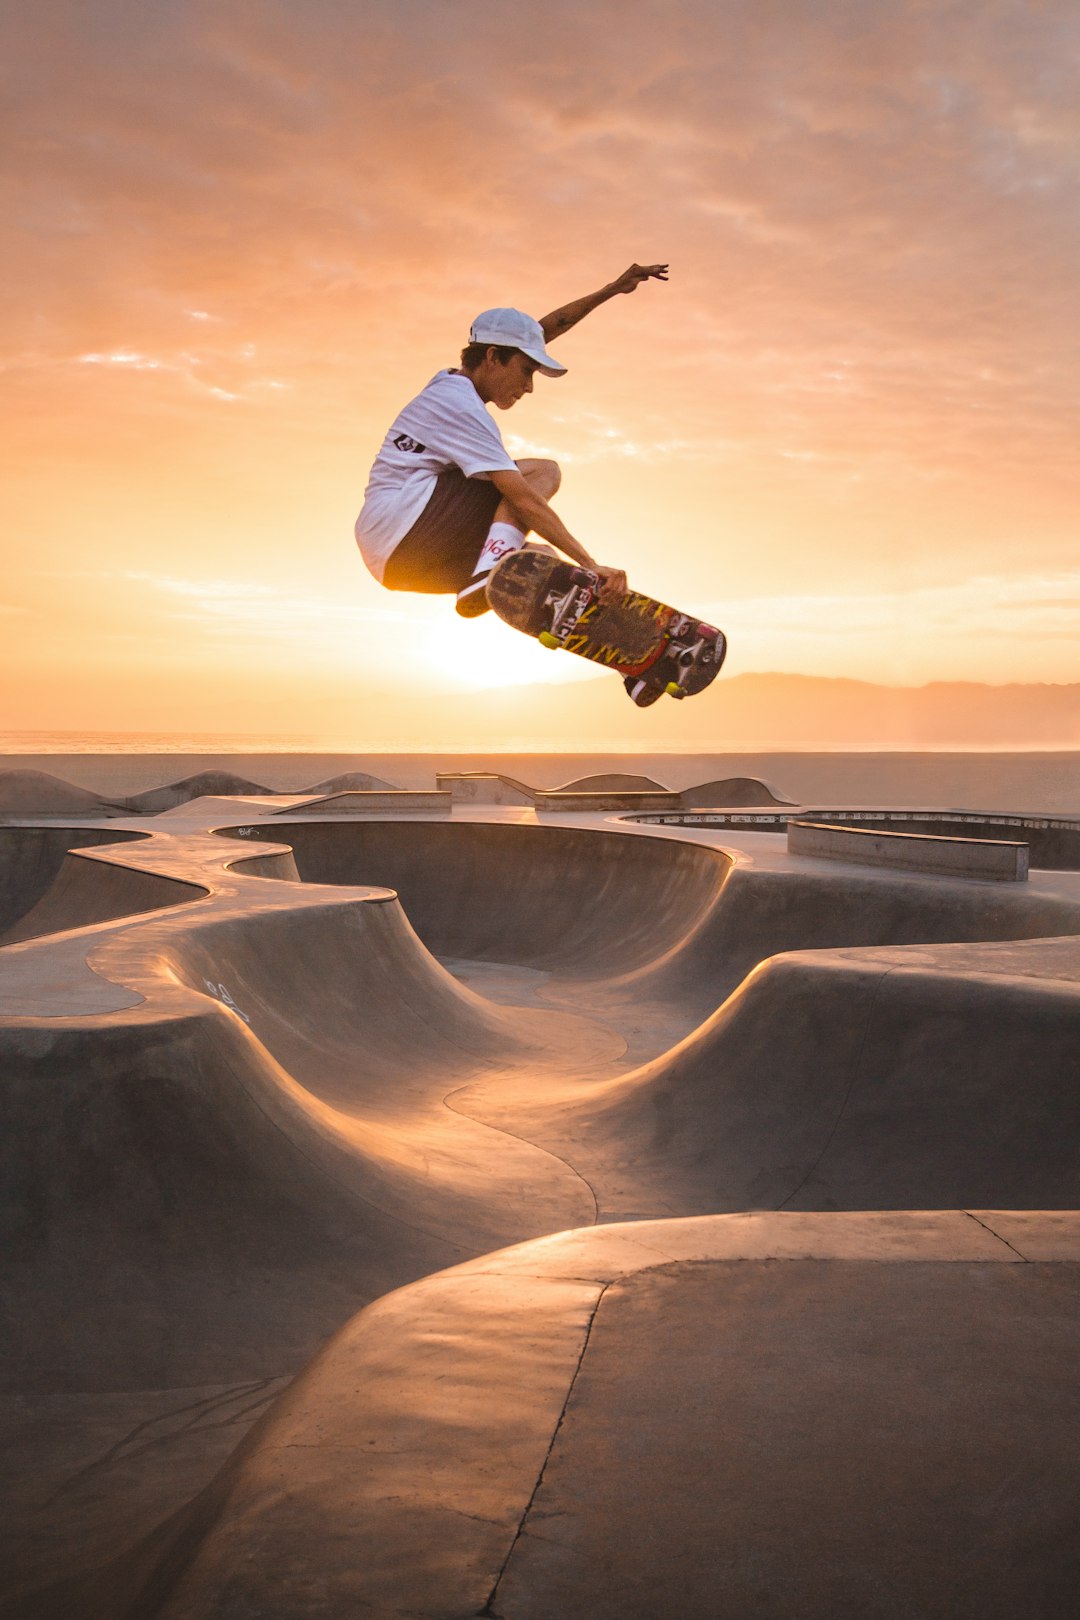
[{"x1": 355, "y1": 262, "x2": 668, "y2": 618}]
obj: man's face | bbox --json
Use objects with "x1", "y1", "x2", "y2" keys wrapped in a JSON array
[{"x1": 479, "y1": 349, "x2": 539, "y2": 410}]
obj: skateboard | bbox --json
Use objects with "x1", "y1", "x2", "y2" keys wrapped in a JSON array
[{"x1": 486, "y1": 549, "x2": 727, "y2": 706}]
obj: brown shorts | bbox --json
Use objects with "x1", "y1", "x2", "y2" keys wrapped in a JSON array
[{"x1": 382, "y1": 468, "x2": 502, "y2": 593}]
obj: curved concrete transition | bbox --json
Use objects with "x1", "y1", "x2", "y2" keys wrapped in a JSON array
[
  {"x1": 63, "y1": 1214, "x2": 1080, "y2": 1620},
  {"x1": 0, "y1": 768, "x2": 401, "y2": 820},
  {"x1": 2, "y1": 796, "x2": 1079, "y2": 1617}
]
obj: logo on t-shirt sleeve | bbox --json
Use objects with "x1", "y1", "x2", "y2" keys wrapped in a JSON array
[{"x1": 393, "y1": 433, "x2": 427, "y2": 454}]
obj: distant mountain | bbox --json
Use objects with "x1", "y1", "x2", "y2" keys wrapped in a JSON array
[
  {"x1": 338, "y1": 673, "x2": 1080, "y2": 750},
  {"x1": 700, "y1": 675, "x2": 1080, "y2": 748}
]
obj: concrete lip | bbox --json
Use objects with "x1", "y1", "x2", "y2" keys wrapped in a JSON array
[
  {"x1": 2, "y1": 794, "x2": 1079, "y2": 1615},
  {"x1": 788, "y1": 816, "x2": 1030, "y2": 879},
  {"x1": 278, "y1": 789, "x2": 454, "y2": 815}
]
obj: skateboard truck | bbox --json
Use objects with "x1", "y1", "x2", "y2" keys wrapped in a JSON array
[
  {"x1": 662, "y1": 624, "x2": 727, "y2": 698},
  {"x1": 665, "y1": 639, "x2": 701, "y2": 697}
]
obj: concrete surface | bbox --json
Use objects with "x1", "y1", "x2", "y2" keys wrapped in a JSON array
[
  {"x1": 1, "y1": 792, "x2": 1079, "y2": 1616},
  {"x1": 788, "y1": 817, "x2": 1030, "y2": 879},
  {"x1": 35, "y1": 1214, "x2": 1080, "y2": 1620},
  {"x1": 278, "y1": 789, "x2": 453, "y2": 815}
]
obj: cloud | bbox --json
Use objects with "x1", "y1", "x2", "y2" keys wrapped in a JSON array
[
  {"x1": 121, "y1": 569, "x2": 425, "y2": 637},
  {"x1": 74, "y1": 345, "x2": 294, "y2": 402},
  {"x1": 5, "y1": 0, "x2": 1079, "y2": 695},
  {"x1": 9, "y1": 2, "x2": 1079, "y2": 375}
]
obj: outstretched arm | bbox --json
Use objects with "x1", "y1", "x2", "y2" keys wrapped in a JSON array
[{"x1": 539, "y1": 263, "x2": 669, "y2": 342}]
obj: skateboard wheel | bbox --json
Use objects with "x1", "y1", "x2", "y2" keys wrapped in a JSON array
[
  {"x1": 538, "y1": 630, "x2": 560, "y2": 649},
  {"x1": 665, "y1": 682, "x2": 687, "y2": 699}
]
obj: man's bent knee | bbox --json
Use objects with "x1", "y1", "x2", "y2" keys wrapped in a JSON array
[{"x1": 516, "y1": 457, "x2": 561, "y2": 497}]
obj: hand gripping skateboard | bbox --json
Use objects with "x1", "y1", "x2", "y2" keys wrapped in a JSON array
[{"x1": 486, "y1": 549, "x2": 727, "y2": 706}]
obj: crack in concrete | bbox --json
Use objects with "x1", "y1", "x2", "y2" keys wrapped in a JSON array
[
  {"x1": 479, "y1": 1280, "x2": 610, "y2": 1618},
  {"x1": 963, "y1": 1209, "x2": 1030, "y2": 1260},
  {"x1": 444, "y1": 1079, "x2": 602, "y2": 1226},
  {"x1": 779, "y1": 965, "x2": 897, "y2": 1211},
  {"x1": 45, "y1": 1379, "x2": 284, "y2": 1503}
]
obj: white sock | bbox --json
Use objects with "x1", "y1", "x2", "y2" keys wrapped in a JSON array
[{"x1": 472, "y1": 521, "x2": 525, "y2": 576}]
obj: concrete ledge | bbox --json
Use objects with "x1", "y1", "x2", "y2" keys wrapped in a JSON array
[
  {"x1": 788, "y1": 819, "x2": 1029, "y2": 880},
  {"x1": 436, "y1": 773, "x2": 536, "y2": 805},
  {"x1": 537, "y1": 790, "x2": 683, "y2": 812},
  {"x1": 275, "y1": 791, "x2": 452, "y2": 816}
]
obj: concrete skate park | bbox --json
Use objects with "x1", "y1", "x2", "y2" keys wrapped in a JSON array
[{"x1": 3, "y1": 766, "x2": 1080, "y2": 1618}]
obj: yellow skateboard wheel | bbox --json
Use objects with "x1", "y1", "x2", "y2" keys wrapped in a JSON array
[
  {"x1": 665, "y1": 682, "x2": 686, "y2": 699},
  {"x1": 538, "y1": 631, "x2": 560, "y2": 649}
]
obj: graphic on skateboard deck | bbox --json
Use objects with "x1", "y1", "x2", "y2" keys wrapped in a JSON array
[{"x1": 486, "y1": 549, "x2": 727, "y2": 706}]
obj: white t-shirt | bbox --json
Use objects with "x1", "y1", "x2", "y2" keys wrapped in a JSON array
[{"x1": 355, "y1": 370, "x2": 518, "y2": 581}]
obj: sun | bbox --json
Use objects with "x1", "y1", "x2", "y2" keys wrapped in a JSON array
[{"x1": 416, "y1": 610, "x2": 601, "y2": 692}]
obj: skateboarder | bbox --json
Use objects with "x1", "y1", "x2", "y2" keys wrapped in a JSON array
[{"x1": 354, "y1": 263, "x2": 668, "y2": 617}]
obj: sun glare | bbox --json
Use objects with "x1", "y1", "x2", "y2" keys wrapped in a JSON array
[{"x1": 417, "y1": 612, "x2": 601, "y2": 691}]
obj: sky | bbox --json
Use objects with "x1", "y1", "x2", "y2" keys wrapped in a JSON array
[{"x1": 2, "y1": 0, "x2": 1078, "y2": 747}]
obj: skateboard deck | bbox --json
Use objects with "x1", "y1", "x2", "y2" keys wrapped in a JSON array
[{"x1": 487, "y1": 549, "x2": 727, "y2": 706}]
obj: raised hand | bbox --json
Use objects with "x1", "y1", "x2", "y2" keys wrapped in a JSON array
[{"x1": 612, "y1": 263, "x2": 670, "y2": 294}]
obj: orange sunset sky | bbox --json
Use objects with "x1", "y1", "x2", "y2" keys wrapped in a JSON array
[{"x1": 3, "y1": 0, "x2": 1078, "y2": 748}]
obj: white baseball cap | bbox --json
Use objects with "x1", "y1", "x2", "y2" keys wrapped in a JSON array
[{"x1": 468, "y1": 308, "x2": 567, "y2": 376}]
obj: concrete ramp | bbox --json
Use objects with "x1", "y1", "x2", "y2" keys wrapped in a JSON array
[
  {"x1": 1, "y1": 848, "x2": 206, "y2": 944},
  {"x1": 0, "y1": 769, "x2": 127, "y2": 818},
  {"x1": 558, "y1": 771, "x2": 669, "y2": 791},
  {"x1": 465, "y1": 938, "x2": 1080, "y2": 1218},
  {"x1": 0, "y1": 827, "x2": 147, "y2": 934},
  {"x1": 681, "y1": 774, "x2": 795, "y2": 806},
  {"x1": 124, "y1": 771, "x2": 275, "y2": 811},
  {"x1": 582, "y1": 857, "x2": 1080, "y2": 1014},
  {"x1": 2, "y1": 888, "x2": 610, "y2": 1391},
  {"x1": 46, "y1": 1213, "x2": 1080, "y2": 1620},
  {"x1": 262, "y1": 818, "x2": 732, "y2": 977}
]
